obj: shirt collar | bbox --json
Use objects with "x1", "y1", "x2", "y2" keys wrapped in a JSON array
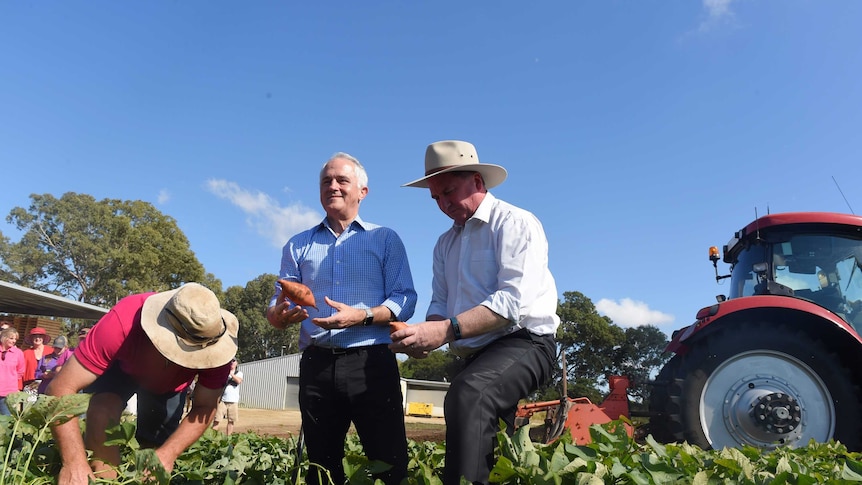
[
  {"x1": 317, "y1": 214, "x2": 370, "y2": 234},
  {"x1": 454, "y1": 192, "x2": 495, "y2": 229}
]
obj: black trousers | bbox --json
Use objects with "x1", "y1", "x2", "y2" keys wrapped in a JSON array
[
  {"x1": 443, "y1": 330, "x2": 556, "y2": 485},
  {"x1": 299, "y1": 344, "x2": 408, "y2": 485},
  {"x1": 84, "y1": 362, "x2": 187, "y2": 446}
]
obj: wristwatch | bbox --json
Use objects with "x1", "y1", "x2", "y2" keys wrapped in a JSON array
[{"x1": 364, "y1": 308, "x2": 374, "y2": 326}]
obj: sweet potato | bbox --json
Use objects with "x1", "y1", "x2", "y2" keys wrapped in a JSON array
[
  {"x1": 389, "y1": 321, "x2": 408, "y2": 334},
  {"x1": 277, "y1": 279, "x2": 317, "y2": 309}
]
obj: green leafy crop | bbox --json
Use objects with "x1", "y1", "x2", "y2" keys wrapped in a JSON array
[{"x1": 3, "y1": 393, "x2": 862, "y2": 484}]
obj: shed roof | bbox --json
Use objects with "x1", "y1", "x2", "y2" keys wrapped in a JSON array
[{"x1": 0, "y1": 280, "x2": 108, "y2": 320}]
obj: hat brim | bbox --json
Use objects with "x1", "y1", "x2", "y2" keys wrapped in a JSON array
[
  {"x1": 140, "y1": 289, "x2": 239, "y2": 370},
  {"x1": 402, "y1": 164, "x2": 508, "y2": 189}
]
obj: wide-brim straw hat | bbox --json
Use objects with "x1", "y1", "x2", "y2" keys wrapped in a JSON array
[
  {"x1": 402, "y1": 140, "x2": 508, "y2": 189},
  {"x1": 140, "y1": 283, "x2": 238, "y2": 369}
]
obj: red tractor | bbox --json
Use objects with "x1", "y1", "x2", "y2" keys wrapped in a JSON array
[{"x1": 648, "y1": 212, "x2": 862, "y2": 451}]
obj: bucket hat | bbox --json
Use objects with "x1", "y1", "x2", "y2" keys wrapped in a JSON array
[
  {"x1": 402, "y1": 140, "x2": 508, "y2": 189},
  {"x1": 140, "y1": 283, "x2": 238, "y2": 369}
]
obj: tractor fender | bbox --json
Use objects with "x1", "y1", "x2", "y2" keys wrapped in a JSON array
[{"x1": 666, "y1": 295, "x2": 862, "y2": 355}]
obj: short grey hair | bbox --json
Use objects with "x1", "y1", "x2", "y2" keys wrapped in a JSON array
[{"x1": 321, "y1": 152, "x2": 368, "y2": 189}]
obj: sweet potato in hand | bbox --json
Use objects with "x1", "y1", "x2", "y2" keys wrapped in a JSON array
[
  {"x1": 389, "y1": 321, "x2": 408, "y2": 334},
  {"x1": 277, "y1": 279, "x2": 317, "y2": 309}
]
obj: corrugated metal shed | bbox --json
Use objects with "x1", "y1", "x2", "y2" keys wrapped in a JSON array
[{"x1": 238, "y1": 353, "x2": 301, "y2": 410}]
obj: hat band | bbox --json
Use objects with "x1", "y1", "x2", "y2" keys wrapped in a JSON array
[
  {"x1": 165, "y1": 308, "x2": 227, "y2": 349},
  {"x1": 425, "y1": 164, "x2": 471, "y2": 177}
]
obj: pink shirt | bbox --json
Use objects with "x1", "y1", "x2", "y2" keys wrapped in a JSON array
[
  {"x1": 75, "y1": 293, "x2": 231, "y2": 394},
  {"x1": 0, "y1": 346, "x2": 25, "y2": 397}
]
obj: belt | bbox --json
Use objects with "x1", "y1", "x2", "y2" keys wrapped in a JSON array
[{"x1": 306, "y1": 343, "x2": 388, "y2": 356}]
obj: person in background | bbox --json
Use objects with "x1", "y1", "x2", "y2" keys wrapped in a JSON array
[
  {"x1": 47, "y1": 283, "x2": 239, "y2": 485},
  {"x1": 267, "y1": 152, "x2": 417, "y2": 485},
  {"x1": 74, "y1": 327, "x2": 91, "y2": 350},
  {"x1": 37, "y1": 336, "x2": 73, "y2": 394},
  {"x1": 394, "y1": 140, "x2": 559, "y2": 485},
  {"x1": 0, "y1": 328, "x2": 25, "y2": 415},
  {"x1": 0, "y1": 319, "x2": 11, "y2": 331},
  {"x1": 212, "y1": 358, "x2": 242, "y2": 435},
  {"x1": 23, "y1": 327, "x2": 54, "y2": 387}
]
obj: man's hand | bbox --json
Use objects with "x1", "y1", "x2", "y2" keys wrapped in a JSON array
[
  {"x1": 312, "y1": 297, "x2": 366, "y2": 329},
  {"x1": 388, "y1": 320, "x2": 449, "y2": 357},
  {"x1": 57, "y1": 462, "x2": 96, "y2": 485},
  {"x1": 154, "y1": 447, "x2": 176, "y2": 474},
  {"x1": 266, "y1": 290, "x2": 308, "y2": 329}
]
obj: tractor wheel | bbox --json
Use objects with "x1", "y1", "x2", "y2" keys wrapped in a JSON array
[
  {"x1": 653, "y1": 323, "x2": 861, "y2": 450},
  {"x1": 646, "y1": 354, "x2": 685, "y2": 444}
]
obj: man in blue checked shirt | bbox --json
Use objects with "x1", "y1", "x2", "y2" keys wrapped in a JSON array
[{"x1": 266, "y1": 152, "x2": 417, "y2": 485}]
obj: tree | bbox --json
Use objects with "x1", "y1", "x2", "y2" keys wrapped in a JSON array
[
  {"x1": 0, "y1": 192, "x2": 205, "y2": 306},
  {"x1": 615, "y1": 325, "x2": 670, "y2": 403},
  {"x1": 399, "y1": 350, "x2": 464, "y2": 382},
  {"x1": 223, "y1": 274, "x2": 301, "y2": 363},
  {"x1": 551, "y1": 291, "x2": 669, "y2": 406},
  {"x1": 555, "y1": 291, "x2": 625, "y2": 399}
]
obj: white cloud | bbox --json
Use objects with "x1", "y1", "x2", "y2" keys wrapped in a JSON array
[
  {"x1": 704, "y1": 0, "x2": 734, "y2": 19},
  {"x1": 157, "y1": 189, "x2": 170, "y2": 204},
  {"x1": 595, "y1": 298, "x2": 674, "y2": 328},
  {"x1": 205, "y1": 179, "x2": 321, "y2": 247},
  {"x1": 698, "y1": 0, "x2": 736, "y2": 32}
]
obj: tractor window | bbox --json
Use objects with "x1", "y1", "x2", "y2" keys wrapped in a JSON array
[
  {"x1": 728, "y1": 234, "x2": 862, "y2": 330},
  {"x1": 769, "y1": 234, "x2": 862, "y2": 326},
  {"x1": 729, "y1": 244, "x2": 767, "y2": 299},
  {"x1": 836, "y1": 254, "x2": 862, "y2": 316}
]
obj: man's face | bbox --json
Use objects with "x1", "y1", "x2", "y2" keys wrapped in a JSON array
[
  {"x1": 427, "y1": 172, "x2": 485, "y2": 226},
  {"x1": 319, "y1": 158, "x2": 367, "y2": 220}
]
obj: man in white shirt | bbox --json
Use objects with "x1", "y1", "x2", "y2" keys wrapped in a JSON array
[
  {"x1": 393, "y1": 140, "x2": 560, "y2": 485},
  {"x1": 213, "y1": 358, "x2": 243, "y2": 435}
]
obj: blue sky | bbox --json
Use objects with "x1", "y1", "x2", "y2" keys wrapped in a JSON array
[{"x1": 2, "y1": 1, "x2": 861, "y2": 337}]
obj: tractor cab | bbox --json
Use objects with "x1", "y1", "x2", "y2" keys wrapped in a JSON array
[{"x1": 712, "y1": 221, "x2": 862, "y2": 331}]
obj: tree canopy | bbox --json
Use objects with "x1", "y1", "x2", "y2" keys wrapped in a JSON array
[
  {"x1": 554, "y1": 291, "x2": 670, "y2": 404},
  {"x1": 399, "y1": 349, "x2": 464, "y2": 382},
  {"x1": 0, "y1": 192, "x2": 205, "y2": 306},
  {"x1": 223, "y1": 274, "x2": 301, "y2": 363}
]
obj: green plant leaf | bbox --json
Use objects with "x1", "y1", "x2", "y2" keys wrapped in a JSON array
[
  {"x1": 7, "y1": 392, "x2": 90, "y2": 429},
  {"x1": 842, "y1": 457, "x2": 862, "y2": 481},
  {"x1": 134, "y1": 448, "x2": 170, "y2": 484}
]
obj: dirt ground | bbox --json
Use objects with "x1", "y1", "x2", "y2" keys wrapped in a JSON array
[{"x1": 215, "y1": 407, "x2": 447, "y2": 443}]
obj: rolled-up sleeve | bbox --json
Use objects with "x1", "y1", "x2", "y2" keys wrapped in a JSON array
[
  {"x1": 483, "y1": 213, "x2": 549, "y2": 325},
  {"x1": 382, "y1": 230, "x2": 417, "y2": 321}
]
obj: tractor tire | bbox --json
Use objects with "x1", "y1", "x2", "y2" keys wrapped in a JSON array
[
  {"x1": 646, "y1": 354, "x2": 684, "y2": 443},
  {"x1": 649, "y1": 323, "x2": 862, "y2": 450}
]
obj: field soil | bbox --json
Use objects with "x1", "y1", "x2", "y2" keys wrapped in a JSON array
[{"x1": 218, "y1": 408, "x2": 447, "y2": 443}]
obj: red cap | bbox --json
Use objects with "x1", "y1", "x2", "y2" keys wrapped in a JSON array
[{"x1": 29, "y1": 327, "x2": 48, "y2": 337}]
